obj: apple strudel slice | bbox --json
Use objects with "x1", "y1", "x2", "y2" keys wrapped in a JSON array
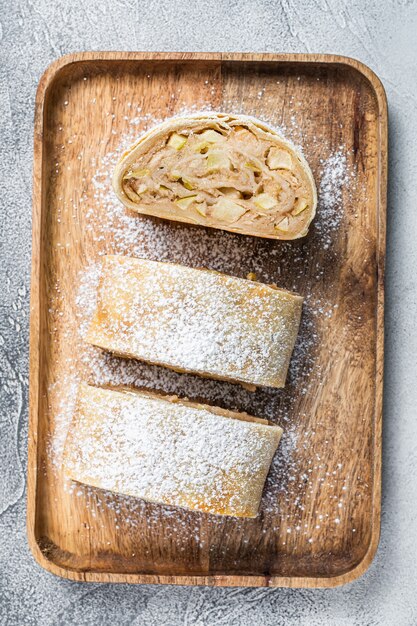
[
  {"x1": 112, "y1": 113, "x2": 317, "y2": 240},
  {"x1": 86, "y1": 255, "x2": 303, "y2": 388},
  {"x1": 63, "y1": 384, "x2": 283, "y2": 517}
]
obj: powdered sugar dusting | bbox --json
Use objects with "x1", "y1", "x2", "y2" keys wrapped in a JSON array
[
  {"x1": 87, "y1": 256, "x2": 302, "y2": 387},
  {"x1": 48, "y1": 108, "x2": 359, "y2": 542},
  {"x1": 315, "y1": 148, "x2": 353, "y2": 249},
  {"x1": 65, "y1": 385, "x2": 282, "y2": 517}
]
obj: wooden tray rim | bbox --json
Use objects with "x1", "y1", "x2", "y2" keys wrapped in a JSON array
[{"x1": 28, "y1": 51, "x2": 387, "y2": 588}]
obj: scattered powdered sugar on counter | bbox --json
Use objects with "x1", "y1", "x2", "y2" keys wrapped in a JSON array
[{"x1": 48, "y1": 110, "x2": 358, "y2": 541}]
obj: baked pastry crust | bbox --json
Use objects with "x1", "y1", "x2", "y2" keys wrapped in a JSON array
[
  {"x1": 112, "y1": 113, "x2": 317, "y2": 240},
  {"x1": 86, "y1": 255, "x2": 303, "y2": 388},
  {"x1": 63, "y1": 384, "x2": 283, "y2": 517}
]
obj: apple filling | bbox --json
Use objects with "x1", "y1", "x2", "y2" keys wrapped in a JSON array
[{"x1": 119, "y1": 119, "x2": 315, "y2": 239}]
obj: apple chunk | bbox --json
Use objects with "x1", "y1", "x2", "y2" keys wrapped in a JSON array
[
  {"x1": 292, "y1": 198, "x2": 309, "y2": 215},
  {"x1": 267, "y1": 148, "x2": 292, "y2": 170},
  {"x1": 206, "y1": 150, "x2": 230, "y2": 172},
  {"x1": 254, "y1": 193, "x2": 277, "y2": 210},
  {"x1": 175, "y1": 195, "x2": 197, "y2": 210},
  {"x1": 167, "y1": 133, "x2": 187, "y2": 150},
  {"x1": 211, "y1": 197, "x2": 246, "y2": 223}
]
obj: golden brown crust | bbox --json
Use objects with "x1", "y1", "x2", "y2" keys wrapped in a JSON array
[
  {"x1": 86, "y1": 255, "x2": 303, "y2": 388},
  {"x1": 63, "y1": 384, "x2": 283, "y2": 517}
]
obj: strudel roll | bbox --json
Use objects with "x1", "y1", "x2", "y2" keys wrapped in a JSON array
[
  {"x1": 86, "y1": 255, "x2": 303, "y2": 388},
  {"x1": 112, "y1": 113, "x2": 317, "y2": 240},
  {"x1": 63, "y1": 384, "x2": 283, "y2": 517}
]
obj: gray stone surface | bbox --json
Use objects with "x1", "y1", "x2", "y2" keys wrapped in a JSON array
[{"x1": 0, "y1": 0, "x2": 416, "y2": 624}]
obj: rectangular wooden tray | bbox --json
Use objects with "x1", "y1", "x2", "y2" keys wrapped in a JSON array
[{"x1": 28, "y1": 52, "x2": 387, "y2": 587}]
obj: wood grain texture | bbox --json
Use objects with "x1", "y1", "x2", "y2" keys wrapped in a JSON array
[{"x1": 28, "y1": 52, "x2": 387, "y2": 588}]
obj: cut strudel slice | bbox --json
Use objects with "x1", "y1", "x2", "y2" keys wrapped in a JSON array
[
  {"x1": 63, "y1": 384, "x2": 283, "y2": 517},
  {"x1": 86, "y1": 255, "x2": 303, "y2": 388}
]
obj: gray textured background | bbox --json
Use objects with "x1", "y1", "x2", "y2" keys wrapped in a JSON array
[{"x1": 1, "y1": 0, "x2": 417, "y2": 624}]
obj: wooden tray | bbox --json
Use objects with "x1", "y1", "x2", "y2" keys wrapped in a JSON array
[{"x1": 28, "y1": 52, "x2": 387, "y2": 587}]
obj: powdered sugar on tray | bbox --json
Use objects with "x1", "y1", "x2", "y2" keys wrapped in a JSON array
[
  {"x1": 316, "y1": 148, "x2": 352, "y2": 249},
  {"x1": 49, "y1": 109, "x2": 358, "y2": 543}
]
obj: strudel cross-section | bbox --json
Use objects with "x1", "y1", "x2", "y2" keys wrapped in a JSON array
[{"x1": 86, "y1": 255, "x2": 303, "y2": 388}]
